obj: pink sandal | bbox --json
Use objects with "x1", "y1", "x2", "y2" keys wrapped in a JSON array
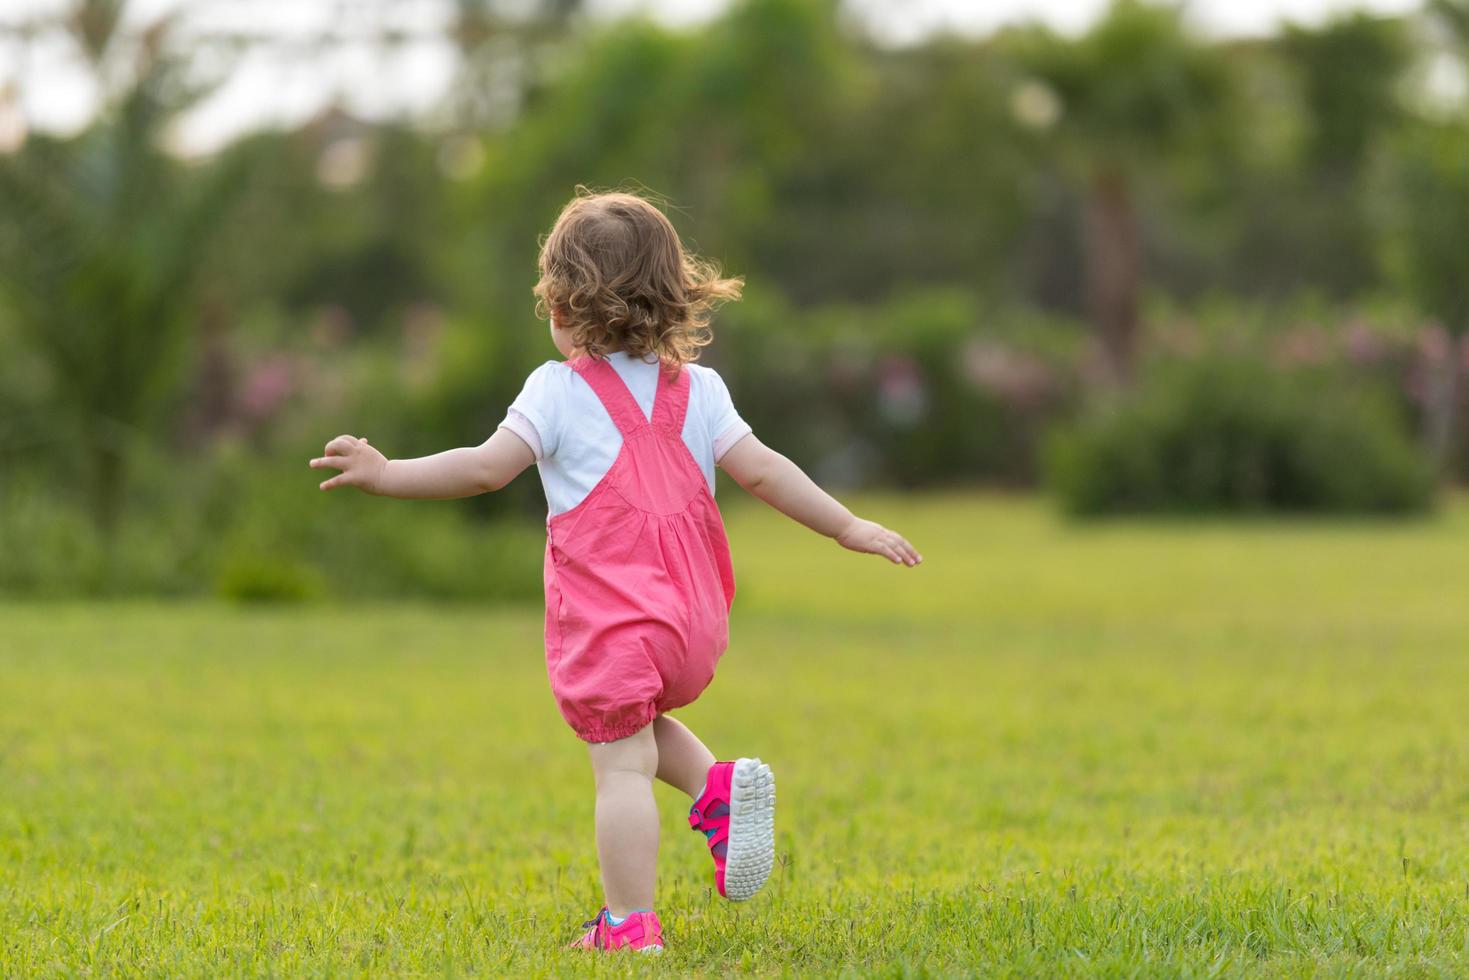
[
  {"x1": 567, "y1": 907, "x2": 664, "y2": 952},
  {"x1": 689, "y1": 758, "x2": 776, "y2": 901}
]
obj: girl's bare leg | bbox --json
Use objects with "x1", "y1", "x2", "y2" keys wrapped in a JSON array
[
  {"x1": 652, "y1": 714, "x2": 717, "y2": 798},
  {"x1": 587, "y1": 725, "x2": 660, "y2": 917}
]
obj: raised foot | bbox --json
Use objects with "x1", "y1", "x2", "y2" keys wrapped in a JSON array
[{"x1": 723, "y1": 757, "x2": 777, "y2": 901}]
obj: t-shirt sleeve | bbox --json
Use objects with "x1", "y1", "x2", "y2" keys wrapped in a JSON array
[
  {"x1": 699, "y1": 366, "x2": 753, "y2": 461},
  {"x1": 498, "y1": 362, "x2": 563, "y2": 461},
  {"x1": 498, "y1": 409, "x2": 542, "y2": 459}
]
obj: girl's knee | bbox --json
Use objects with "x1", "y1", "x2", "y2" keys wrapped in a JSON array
[{"x1": 589, "y1": 724, "x2": 658, "y2": 781}]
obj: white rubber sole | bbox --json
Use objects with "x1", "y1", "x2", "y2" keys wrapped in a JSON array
[{"x1": 723, "y1": 757, "x2": 776, "y2": 901}]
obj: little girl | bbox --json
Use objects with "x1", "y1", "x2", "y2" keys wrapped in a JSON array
[{"x1": 309, "y1": 190, "x2": 922, "y2": 953}]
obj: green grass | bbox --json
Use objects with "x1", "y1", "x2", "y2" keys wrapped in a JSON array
[{"x1": 4, "y1": 494, "x2": 1469, "y2": 977}]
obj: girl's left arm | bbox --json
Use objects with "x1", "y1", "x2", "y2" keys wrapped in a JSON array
[
  {"x1": 719, "y1": 434, "x2": 921, "y2": 566},
  {"x1": 309, "y1": 429, "x2": 535, "y2": 499}
]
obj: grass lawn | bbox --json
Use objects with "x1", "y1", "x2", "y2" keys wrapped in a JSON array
[{"x1": 4, "y1": 494, "x2": 1469, "y2": 977}]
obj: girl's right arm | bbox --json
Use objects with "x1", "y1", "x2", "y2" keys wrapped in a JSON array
[
  {"x1": 310, "y1": 429, "x2": 535, "y2": 499},
  {"x1": 718, "y1": 435, "x2": 922, "y2": 567}
]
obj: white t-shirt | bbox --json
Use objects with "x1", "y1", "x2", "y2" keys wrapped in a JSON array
[{"x1": 499, "y1": 352, "x2": 752, "y2": 517}]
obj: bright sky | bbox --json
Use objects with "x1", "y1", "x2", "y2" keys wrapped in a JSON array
[{"x1": 0, "y1": 0, "x2": 1428, "y2": 153}]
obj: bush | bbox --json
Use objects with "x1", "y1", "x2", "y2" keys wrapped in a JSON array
[
  {"x1": 216, "y1": 552, "x2": 324, "y2": 603},
  {"x1": 1047, "y1": 358, "x2": 1435, "y2": 516},
  {"x1": 0, "y1": 479, "x2": 215, "y2": 597},
  {"x1": 0, "y1": 452, "x2": 546, "y2": 602},
  {"x1": 206, "y1": 454, "x2": 546, "y2": 602},
  {"x1": 714, "y1": 287, "x2": 1083, "y2": 488}
]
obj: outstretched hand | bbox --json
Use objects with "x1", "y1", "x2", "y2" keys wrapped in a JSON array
[
  {"x1": 310, "y1": 435, "x2": 387, "y2": 493},
  {"x1": 836, "y1": 517, "x2": 922, "y2": 567}
]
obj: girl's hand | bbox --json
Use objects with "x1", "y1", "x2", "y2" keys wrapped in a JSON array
[
  {"x1": 310, "y1": 435, "x2": 387, "y2": 493},
  {"x1": 836, "y1": 517, "x2": 923, "y2": 567}
]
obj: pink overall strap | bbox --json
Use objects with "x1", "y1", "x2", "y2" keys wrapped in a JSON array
[
  {"x1": 569, "y1": 357, "x2": 649, "y2": 438},
  {"x1": 651, "y1": 363, "x2": 691, "y2": 435}
]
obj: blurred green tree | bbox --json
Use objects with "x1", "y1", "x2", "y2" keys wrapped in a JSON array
[
  {"x1": 1278, "y1": 12, "x2": 1410, "y2": 295},
  {"x1": 1389, "y1": 122, "x2": 1469, "y2": 474},
  {"x1": 1378, "y1": 1, "x2": 1469, "y2": 475},
  {"x1": 446, "y1": 0, "x2": 590, "y2": 129},
  {"x1": 461, "y1": 0, "x2": 1035, "y2": 312},
  {"x1": 0, "y1": 4, "x2": 254, "y2": 536},
  {"x1": 1284, "y1": 13, "x2": 1408, "y2": 173},
  {"x1": 1430, "y1": 0, "x2": 1469, "y2": 44},
  {"x1": 1011, "y1": 0, "x2": 1232, "y2": 382}
]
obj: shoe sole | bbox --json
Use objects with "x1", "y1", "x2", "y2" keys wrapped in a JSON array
[{"x1": 723, "y1": 757, "x2": 776, "y2": 901}]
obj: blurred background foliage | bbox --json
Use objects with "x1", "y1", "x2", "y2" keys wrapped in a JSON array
[{"x1": 1, "y1": 0, "x2": 1468, "y2": 598}]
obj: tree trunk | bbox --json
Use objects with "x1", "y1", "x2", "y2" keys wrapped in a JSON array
[
  {"x1": 1424, "y1": 333, "x2": 1463, "y2": 480},
  {"x1": 88, "y1": 441, "x2": 126, "y2": 542},
  {"x1": 1085, "y1": 165, "x2": 1142, "y2": 385}
]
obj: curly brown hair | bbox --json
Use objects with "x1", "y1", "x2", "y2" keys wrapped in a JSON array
[{"x1": 533, "y1": 190, "x2": 743, "y2": 366}]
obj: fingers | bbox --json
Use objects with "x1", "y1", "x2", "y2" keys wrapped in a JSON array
[
  {"x1": 324, "y1": 434, "x2": 362, "y2": 456},
  {"x1": 877, "y1": 528, "x2": 922, "y2": 567},
  {"x1": 842, "y1": 518, "x2": 922, "y2": 567},
  {"x1": 310, "y1": 434, "x2": 369, "y2": 482},
  {"x1": 859, "y1": 530, "x2": 901, "y2": 564}
]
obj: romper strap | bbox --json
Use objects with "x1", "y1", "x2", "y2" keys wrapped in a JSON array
[
  {"x1": 568, "y1": 357, "x2": 649, "y2": 438},
  {"x1": 651, "y1": 363, "x2": 691, "y2": 435}
]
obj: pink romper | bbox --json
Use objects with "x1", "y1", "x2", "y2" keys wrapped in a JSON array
[{"x1": 543, "y1": 356, "x2": 737, "y2": 743}]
